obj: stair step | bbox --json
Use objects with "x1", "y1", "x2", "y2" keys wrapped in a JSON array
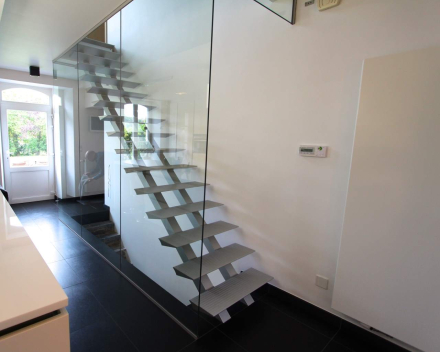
[
  {"x1": 81, "y1": 38, "x2": 115, "y2": 51},
  {"x1": 100, "y1": 233, "x2": 121, "y2": 244},
  {"x1": 91, "y1": 100, "x2": 155, "y2": 110},
  {"x1": 77, "y1": 43, "x2": 120, "y2": 60},
  {"x1": 75, "y1": 52, "x2": 128, "y2": 69},
  {"x1": 146, "y1": 200, "x2": 223, "y2": 219},
  {"x1": 107, "y1": 132, "x2": 174, "y2": 138},
  {"x1": 135, "y1": 181, "x2": 207, "y2": 195},
  {"x1": 190, "y1": 268, "x2": 273, "y2": 317},
  {"x1": 124, "y1": 164, "x2": 197, "y2": 173},
  {"x1": 115, "y1": 148, "x2": 185, "y2": 154},
  {"x1": 84, "y1": 220, "x2": 115, "y2": 236},
  {"x1": 88, "y1": 87, "x2": 147, "y2": 99},
  {"x1": 78, "y1": 63, "x2": 132, "y2": 78},
  {"x1": 80, "y1": 74, "x2": 141, "y2": 89},
  {"x1": 160, "y1": 221, "x2": 238, "y2": 248},
  {"x1": 98, "y1": 116, "x2": 164, "y2": 124},
  {"x1": 174, "y1": 243, "x2": 254, "y2": 280}
]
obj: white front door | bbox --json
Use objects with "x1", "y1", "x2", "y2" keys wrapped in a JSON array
[{"x1": 1, "y1": 101, "x2": 55, "y2": 204}]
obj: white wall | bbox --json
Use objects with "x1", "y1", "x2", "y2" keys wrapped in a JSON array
[{"x1": 206, "y1": 0, "x2": 440, "y2": 319}]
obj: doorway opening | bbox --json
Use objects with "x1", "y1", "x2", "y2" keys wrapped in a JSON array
[{"x1": 0, "y1": 84, "x2": 55, "y2": 204}]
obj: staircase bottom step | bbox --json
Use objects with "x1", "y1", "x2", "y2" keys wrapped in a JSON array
[{"x1": 190, "y1": 268, "x2": 273, "y2": 318}]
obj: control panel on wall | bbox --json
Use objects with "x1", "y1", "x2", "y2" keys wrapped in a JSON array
[{"x1": 299, "y1": 145, "x2": 328, "y2": 158}]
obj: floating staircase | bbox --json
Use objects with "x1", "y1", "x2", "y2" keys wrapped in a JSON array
[{"x1": 76, "y1": 37, "x2": 272, "y2": 323}]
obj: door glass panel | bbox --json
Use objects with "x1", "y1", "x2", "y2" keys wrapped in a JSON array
[
  {"x1": 2, "y1": 88, "x2": 50, "y2": 105},
  {"x1": 7, "y1": 109, "x2": 48, "y2": 168}
]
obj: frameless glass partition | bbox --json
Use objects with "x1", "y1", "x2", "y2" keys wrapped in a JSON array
[
  {"x1": 255, "y1": 0, "x2": 297, "y2": 23},
  {"x1": 53, "y1": 0, "x2": 214, "y2": 336}
]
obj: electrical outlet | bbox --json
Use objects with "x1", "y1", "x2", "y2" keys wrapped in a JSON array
[{"x1": 315, "y1": 275, "x2": 329, "y2": 290}]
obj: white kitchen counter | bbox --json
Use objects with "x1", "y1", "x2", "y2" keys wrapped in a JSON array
[{"x1": 0, "y1": 194, "x2": 68, "y2": 331}]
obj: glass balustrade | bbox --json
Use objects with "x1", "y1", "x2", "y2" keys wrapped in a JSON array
[{"x1": 53, "y1": 0, "x2": 214, "y2": 336}]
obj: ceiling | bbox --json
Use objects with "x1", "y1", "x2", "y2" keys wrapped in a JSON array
[{"x1": 0, "y1": 0, "x2": 128, "y2": 75}]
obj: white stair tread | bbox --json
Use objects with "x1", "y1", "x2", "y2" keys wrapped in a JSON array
[
  {"x1": 78, "y1": 63, "x2": 132, "y2": 78},
  {"x1": 80, "y1": 38, "x2": 115, "y2": 50},
  {"x1": 160, "y1": 221, "x2": 238, "y2": 248},
  {"x1": 73, "y1": 52, "x2": 127, "y2": 68},
  {"x1": 108, "y1": 132, "x2": 173, "y2": 138},
  {"x1": 124, "y1": 164, "x2": 197, "y2": 173},
  {"x1": 115, "y1": 148, "x2": 184, "y2": 154},
  {"x1": 80, "y1": 74, "x2": 141, "y2": 89},
  {"x1": 146, "y1": 200, "x2": 223, "y2": 219},
  {"x1": 88, "y1": 87, "x2": 146, "y2": 98},
  {"x1": 98, "y1": 116, "x2": 164, "y2": 124},
  {"x1": 135, "y1": 181, "x2": 207, "y2": 195},
  {"x1": 190, "y1": 268, "x2": 273, "y2": 317},
  {"x1": 92, "y1": 100, "x2": 155, "y2": 110},
  {"x1": 77, "y1": 43, "x2": 120, "y2": 60},
  {"x1": 174, "y1": 243, "x2": 254, "y2": 280}
]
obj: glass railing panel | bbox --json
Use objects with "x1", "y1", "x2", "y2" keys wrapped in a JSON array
[
  {"x1": 76, "y1": 14, "x2": 122, "y2": 269},
  {"x1": 53, "y1": 47, "x2": 83, "y2": 235},
  {"x1": 116, "y1": 0, "x2": 214, "y2": 335},
  {"x1": 255, "y1": 0, "x2": 297, "y2": 23}
]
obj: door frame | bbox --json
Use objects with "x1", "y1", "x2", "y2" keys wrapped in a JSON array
[{"x1": 0, "y1": 84, "x2": 55, "y2": 204}]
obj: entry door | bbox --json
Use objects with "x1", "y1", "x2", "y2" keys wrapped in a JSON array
[{"x1": 1, "y1": 102, "x2": 55, "y2": 204}]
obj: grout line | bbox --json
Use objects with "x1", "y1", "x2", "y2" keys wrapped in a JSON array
[
  {"x1": 81, "y1": 284, "x2": 141, "y2": 352},
  {"x1": 320, "y1": 323, "x2": 342, "y2": 352}
]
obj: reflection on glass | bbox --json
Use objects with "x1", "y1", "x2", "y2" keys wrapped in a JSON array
[
  {"x1": 7, "y1": 110, "x2": 48, "y2": 167},
  {"x1": 255, "y1": 0, "x2": 296, "y2": 23}
]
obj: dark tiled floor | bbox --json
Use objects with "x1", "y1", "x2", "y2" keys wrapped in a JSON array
[{"x1": 13, "y1": 200, "x2": 410, "y2": 352}]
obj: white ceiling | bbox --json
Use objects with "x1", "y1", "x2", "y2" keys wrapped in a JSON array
[{"x1": 0, "y1": 0, "x2": 128, "y2": 75}]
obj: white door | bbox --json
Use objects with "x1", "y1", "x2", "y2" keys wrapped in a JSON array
[{"x1": 0, "y1": 87, "x2": 55, "y2": 204}]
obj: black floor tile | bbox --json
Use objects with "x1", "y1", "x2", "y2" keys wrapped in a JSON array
[
  {"x1": 261, "y1": 286, "x2": 341, "y2": 338},
  {"x1": 52, "y1": 236, "x2": 92, "y2": 259},
  {"x1": 42, "y1": 222, "x2": 77, "y2": 243},
  {"x1": 48, "y1": 260, "x2": 84, "y2": 289},
  {"x1": 219, "y1": 301, "x2": 330, "y2": 352},
  {"x1": 333, "y1": 321, "x2": 409, "y2": 352},
  {"x1": 66, "y1": 251, "x2": 119, "y2": 283},
  {"x1": 180, "y1": 329, "x2": 247, "y2": 352},
  {"x1": 85, "y1": 274, "x2": 194, "y2": 352},
  {"x1": 71, "y1": 315, "x2": 138, "y2": 352},
  {"x1": 323, "y1": 341, "x2": 355, "y2": 352},
  {"x1": 64, "y1": 283, "x2": 110, "y2": 333},
  {"x1": 16, "y1": 214, "x2": 37, "y2": 226},
  {"x1": 34, "y1": 241, "x2": 64, "y2": 263},
  {"x1": 11, "y1": 204, "x2": 28, "y2": 215}
]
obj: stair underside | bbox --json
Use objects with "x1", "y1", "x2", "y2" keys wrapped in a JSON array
[
  {"x1": 78, "y1": 64, "x2": 132, "y2": 78},
  {"x1": 92, "y1": 100, "x2": 155, "y2": 110},
  {"x1": 160, "y1": 221, "x2": 238, "y2": 248},
  {"x1": 101, "y1": 233, "x2": 121, "y2": 244},
  {"x1": 146, "y1": 200, "x2": 223, "y2": 219},
  {"x1": 80, "y1": 74, "x2": 141, "y2": 89},
  {"x1": 174, "y1": 243, "x2": 254, "y2": 280},
  {"x1": 84, "y1": 220, "x2": 115, "y2": 236},
  {"x1": 75, "y1": 52, "x2": 128, "y2": 68},
  {"x1": 115, "y1": 148, "x2": 185, "y2": 154},
  {"x1": 88, "y1": 87, "x2": 147, "y2": 99},
  {"x1": 190, "y1": 268, "x2": 273, "y2": 317},
  {"x1": 124, "y1": 164, "x2": 197, "y2": 173},
  {"x1": 135, "y1": 181, "x2": 207, "y2": 195},
  {"x1": 81, "y1": 38, "x2": 115, "y2": 51},
  {"x1": 98, "y1": 115, "x2": 164, "y2": 124}
]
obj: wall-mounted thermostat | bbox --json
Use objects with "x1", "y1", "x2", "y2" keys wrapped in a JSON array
[
  {"x1": 318, "y1": 0, "x2": 341, "y2": 11},
  {"x1": 299, "y1": 145, "x2": 328, "y2": 158}
]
